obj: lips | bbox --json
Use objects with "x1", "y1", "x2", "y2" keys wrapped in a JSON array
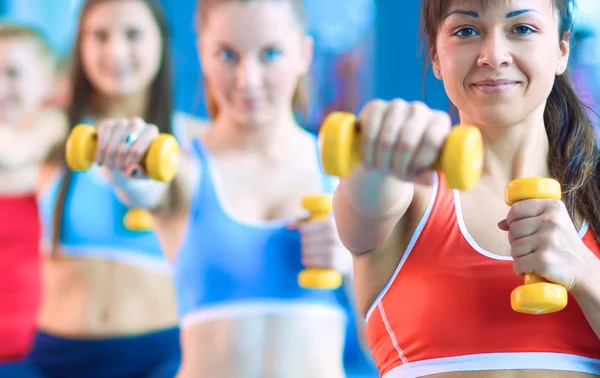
[{"x1": 471, "y1": 79, "x2": 521, "y2": 94}]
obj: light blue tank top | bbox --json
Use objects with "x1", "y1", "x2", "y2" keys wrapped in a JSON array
[
  {"x1": 173, "y1": 134, "x2": 347, "y2": 324},
  {"x1": 39, "y1": 166, "x2": 170, "y2": 273},
  {"x1": 38, "y1": 115, "x2": 184, "y2": 274}
]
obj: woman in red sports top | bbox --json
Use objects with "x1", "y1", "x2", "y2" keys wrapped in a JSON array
[
  {"x1": 332, "y1": 0, "x2": 600, "y2": 377},
  {"x1": 0, "y1": 25, "x2": 67, "y2": 362}
]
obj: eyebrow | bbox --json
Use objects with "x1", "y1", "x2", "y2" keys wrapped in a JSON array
[{"x1": 444, "y1": 8, "x2": 540, "y2": 19}]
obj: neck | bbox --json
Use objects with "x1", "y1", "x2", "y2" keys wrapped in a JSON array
[
  {"x1": 460, "y1": 104, "x2": 550, "y2": 187},
  {"x1": 208, "y1": 108, "x2": 301, "y2": 155},
  {"x1": 91, "y1": 91, "x2": 149, "y2": 120}
]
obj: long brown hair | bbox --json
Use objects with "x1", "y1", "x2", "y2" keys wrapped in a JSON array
[
  {"x1": 420, "y1": 0, "x2": 600, "y2": 241},
  {"x1": 51, "y1": 0, "x2": 175, "y2": 252},
  {"x1": 197, "y1": 0, "x2": 310, "y2": 122}
]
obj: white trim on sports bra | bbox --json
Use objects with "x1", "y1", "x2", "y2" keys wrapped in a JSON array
[{"x1": 382, "y1": 352, "x2": 600, "y2": 377}]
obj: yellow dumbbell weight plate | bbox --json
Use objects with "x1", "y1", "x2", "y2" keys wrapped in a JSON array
[
  {"x1": 505, "y1": 177, "x2": 562, "y2": 205},
  {"x1": 435, "y1": 125, "x2": 483, "y2": 191},
  {"x1": 319, "y1": 112, "x2": 361, "y2": 178},
  {"x1": 298, "y1": 268, "x2": 343, "y2": 290},
  {"x1": 66, "y1": 124, "x2": 97, "y2": 172},
  {"x1": 123, "y1": 208, "x2": 153, "y2": 231},
  {"x1": 302, "y1": 195, "x2": 333, "y2": 220},
  {"x1": 145, "y1": 134, "x2": 180, "y2": 182}
]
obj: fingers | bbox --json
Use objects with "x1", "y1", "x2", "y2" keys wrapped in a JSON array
[
  {"x1": 94, "y1": 117, "x2": 158, "y2": 176},
  {"x1": 357, "y1": 98, "x2": 451, "y2": 184},
  {"x1": 373, "y1": 99, "x2": 410, "y2": 172},
  {"x1": 506, "y1": 217, "x2": 541, "y2": 244},
  {"x1": 358, "y1": 99, "x2": 387, "y2": 169},
  {"x1": 405, "y1": 111, "x2": 451, "y2": 178}
]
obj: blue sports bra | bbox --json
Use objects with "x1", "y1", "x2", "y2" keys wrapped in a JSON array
[
  {"x1": 173, "y1": 134, "x2": 346, "y2": 326},
  {"x1": 39, "y1": 165, "x2": 170, "y2": 273},
  {"x1": 38, "y1": 115, "x2": 184, "y2": 274}
]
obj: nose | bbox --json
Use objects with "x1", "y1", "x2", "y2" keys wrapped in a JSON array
[
  {"x1": 235, "y1": 56, "x2": 261, "y2": 92},
  {"x1": 477, "y1": 29, "x2": 513, "y2": 69},
  {"x1": 102, "y1": 34, "x2": 129, "y2": 62}
]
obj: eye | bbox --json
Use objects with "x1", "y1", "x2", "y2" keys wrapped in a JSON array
[
  {"x1": 261, "y1": 48, "x2": 282, "y2": 63},
  {"x1": 6, "y1": 67, "x2": 20, "y2": 78},
  {"x1": 512, "y1": 25, "x2": 535, "y2": 35},
  {"x1": 94, "y1": 30, "x2": 109, "y2": 43},
  {"x1": 218, "y1": 49, "x2": 237, "y2": 63},
  {"x1": 126, "y1": 28, "x2": 142, "y2": 41},
  {"x1": 453, "y1": 27, "x2": 478, "y2": 38}
]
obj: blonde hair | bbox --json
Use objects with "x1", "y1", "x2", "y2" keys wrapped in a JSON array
[
  {"x1": 197, "y1": 0, "x2": 309, "y2": 121},
  {"x1": 0, "y1": 23, "x2": 55, "y2": 67}
]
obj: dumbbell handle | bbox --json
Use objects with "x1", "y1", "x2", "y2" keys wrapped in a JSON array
[
  {"x1": 506, "y1": 177, "x2": 567, "y2": 314},
  {"x1": 297, "y1": 195, "x2": 343, "y2": 290}
]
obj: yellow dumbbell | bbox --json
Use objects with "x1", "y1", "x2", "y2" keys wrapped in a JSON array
[
  {"x1": 505, "y1": 177, "x2": 567, "y2": 314},
  {"x1": 65, "y1": 124, "x2": 180, "y2": 183},
  {"x1": 297, "y1": 194, "x2": 343, "y2": 290},
  {"x1": 319, "y1": 112, "x2": 484, "y2": 190},
  {"x1": 66, "y1": 124, "x2": 180, "y2": 232},
  {"x1": 123, "y1": 207, "x2": 153, "y2": 232}
]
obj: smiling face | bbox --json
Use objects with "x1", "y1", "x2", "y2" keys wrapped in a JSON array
[
  {"x1": 80, "y1": 0, "x2": 163, "y2": 97},
  {"x1": 198, "y1": 0, "x2": 312, "y2": 127},
  {"x1": 431, "y1": 0, "x2": 570, "y2": 127}
]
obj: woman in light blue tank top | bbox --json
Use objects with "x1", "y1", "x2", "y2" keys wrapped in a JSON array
[
  {"x1": 8, "y1": 1, "x2": 190, "y2": 378},
  {"x1": 73, "y1": 0, "x2": 373, "y2": 377}
]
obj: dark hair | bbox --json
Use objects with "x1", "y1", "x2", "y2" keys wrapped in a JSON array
[
  {"x1": 52, "y1": 0, "x2": 175, "y2": 252},
  {"x1": 420, "y1": 0, "x2": 600, "y2": 241},
  {"x1": 197, "y1": 0, "x2": 309, "y2": 121}
]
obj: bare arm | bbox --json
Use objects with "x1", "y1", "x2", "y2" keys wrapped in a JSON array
[
  {"x1": 0, "y1": 108, "x2": 68, "y2": 168},
  {"x1": 333, "y1": 165, "x2": 413, "y2": 255},
  {"x1": 572, "y1": 258, "x2": 600, "y2": 340}
]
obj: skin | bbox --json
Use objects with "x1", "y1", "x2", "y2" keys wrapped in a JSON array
[
  {"x1": 36, "y1": 0, "x2": 179, "y2": 338},
  {"x1": 87, "y1": 1, "x2": 353, "y2": 377},
  {"x1": 332, "y1": 0, "x2": 600, "y2": 377},
  {"x1": 0, "y1": 37, "x2": 66, "y2": 196}
]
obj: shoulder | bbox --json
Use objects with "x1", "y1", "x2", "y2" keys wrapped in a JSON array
[{"x1": 173, "y1": 112, "x2": 211, "y2": 141}]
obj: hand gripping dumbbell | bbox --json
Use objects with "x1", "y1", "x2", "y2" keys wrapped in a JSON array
[
  {"x1": 298, "y1": 194, "x2": 343, "y2": 290},
  {"x1": 505, "y1": 177, "x2": 568, "y2": 314},
  {"x1": 65, "y1": 124, "x2": 179, "y2": 231},
  {"x1": 318, "y1": 111, "x2": 484, "y2": 190}
]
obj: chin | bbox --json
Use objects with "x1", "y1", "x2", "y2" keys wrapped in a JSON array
[
  {"x1": 462, "y1": 103, "x2": 531, "y2": 127},
  {"x1": 95, "y1": 79, "x2": 145, "y2": 98},
  {"x1": 231, "y1": 109, "x2": 271, "y2": 128}
]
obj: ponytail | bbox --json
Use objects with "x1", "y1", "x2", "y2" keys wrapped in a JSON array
[{"x1": 545, "y1": 71, "x2": 600, "y2": 241}]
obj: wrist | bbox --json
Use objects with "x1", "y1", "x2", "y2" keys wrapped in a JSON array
[{"x1": 572, "y1": 253, "x2": 600, "y2": 298}]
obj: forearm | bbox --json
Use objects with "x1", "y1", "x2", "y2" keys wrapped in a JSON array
[
  {"x1": 109, "y1": 170, "x2": 170, "y2": 209},
  {"x1": 108, "y1": 153, "x2": 198, "y2": 212},
  {"x1": 333, "y1": 165, "x2": 413, "y2": 254},
  {"x1": 572, "y1": 258, "x2": 600, "y2": 340}
]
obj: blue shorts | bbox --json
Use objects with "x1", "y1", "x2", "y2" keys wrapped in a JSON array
[{"x1": 0, "y1": 327, "x2": 181, "y2": 378}]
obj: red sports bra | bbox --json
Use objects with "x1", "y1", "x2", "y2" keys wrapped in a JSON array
[{"x1": 365, "y1": 173, "x2": 600, "y2": 377}]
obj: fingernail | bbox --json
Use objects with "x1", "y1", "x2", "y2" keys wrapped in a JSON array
[{"x1": 130, "y1": 168, "x2": 138, "y2": 178}]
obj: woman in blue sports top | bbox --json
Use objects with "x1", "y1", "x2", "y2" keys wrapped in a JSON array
[
  {"x1": 79, "y1": 0, "x2": 357, "y2": 377},
  {"x1": 14, "y1": 1, "x2": 200, "y2": 377}
]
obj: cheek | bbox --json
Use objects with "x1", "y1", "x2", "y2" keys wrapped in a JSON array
[
  {"x1": 136, "y1": 42, "x2": 162, "y2": 73},
  {"x1": 265, "y1": 63, "x2": 300, "y2": 97},
  {"x1": 203, "y1": 62, "x2": 235, "y2": 97}
]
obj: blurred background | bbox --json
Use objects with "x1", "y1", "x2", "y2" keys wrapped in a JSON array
[{"x1": 0, "y1": 0, "x2": 598, "y2": 131}]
